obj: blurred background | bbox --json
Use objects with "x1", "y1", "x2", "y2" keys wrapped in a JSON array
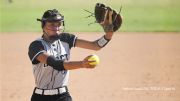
[{"x1": 1, "y1": 0, "x2": 180, "y2": 32}]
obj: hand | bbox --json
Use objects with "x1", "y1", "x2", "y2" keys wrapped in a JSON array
[
  {"x1": 105, "y1": 31, "x2": 113, "y2": 40},
  {"x1": 94, "y1": 3, "x2": 122, "y2": 32},
  {"x1": 82, "y1": 55, "x2": 96, "y2": 69}
]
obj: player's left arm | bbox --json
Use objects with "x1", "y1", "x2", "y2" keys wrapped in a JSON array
[
  {"x1": 75, "y1": 3, "x2": 122, "y2": 50},
  {"x1": 75, "y1": 31, "x2": 113, "y2": 51}
]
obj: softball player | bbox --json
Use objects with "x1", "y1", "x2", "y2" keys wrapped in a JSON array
[{"x1": 28, "y1": 9, "x2": 114, "y2": 101}]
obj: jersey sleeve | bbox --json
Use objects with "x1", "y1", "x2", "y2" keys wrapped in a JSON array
[
  {"x1": 59, "y1": 33, "x2": 77, "y2": 49},
  {"x1": 28, "y1": 40, "x2": 46, "y2": 64}
]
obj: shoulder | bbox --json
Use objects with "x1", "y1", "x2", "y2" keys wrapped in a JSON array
[
  {"x1": 28, "y1": 39, "x2": 45, "y2": 64},
  {"x1": 29, "y1": 39, "x2": 44, "y2": 49},
  {"x1": 58, "y1": 33, "x2": 76, "y2": 40},
  {"x1": 28, "y1": 39, "x2": 45, "y2": 57},
  {"x1": 58, "y1": 33, "x2": 77, "y2": 48}
]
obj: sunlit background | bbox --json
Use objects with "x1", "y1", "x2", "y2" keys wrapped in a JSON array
[{"x1": 1, "y1": 0, "x2": 180, "y2": 32}]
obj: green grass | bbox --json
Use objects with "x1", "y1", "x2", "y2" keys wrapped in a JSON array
[{"x1": 1, "y1": 0, "x2": 180, "y2": 32}]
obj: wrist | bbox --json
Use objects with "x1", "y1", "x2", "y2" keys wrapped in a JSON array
[
  {"x1": 103, "y1": 24, "x2": 114, "y2": 33},
  {"x1": 81, "y1": 61, "x2": 86, "y2": 68},
  {"x1": 105, "y1": 32, "x2": 113, "y2": 40},
  {"x1": 96, "y1": 35, "x2": 110, "y2": 47}
]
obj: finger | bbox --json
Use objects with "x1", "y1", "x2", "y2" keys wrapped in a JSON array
[
  {"x1": 86, "y1": 65, "x2": 96, "y2": 69},
  {"x1": 83, "y1": 59, "x2": 94, "y2": 64},
  {"x1": 83, "y1": 62, "x2": 96, "y2": 69},
  {"x1": 101, "y1": 8, "x2": 108, "y2": 25},
  {"x1": 88, "y1": 60, "x2": 96, "y2": 62},
  {"x1": 84, "y1": 60, "x2": 96, "y2": 65},
  {"x1": 108, "y1": 10, "x2": 113, "y2": 24},
  {"x1": 84, "y1": 55, "x2": 93, "y2": 61},
  {"x1": 89, "y1": 65, "x2": 95, "y2": 69},
  {"x1": 87, "y1": 60, "x2": 96, "y2": 65}
]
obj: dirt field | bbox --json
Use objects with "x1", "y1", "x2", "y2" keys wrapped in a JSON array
[{"x1": 1, "y1": 32, "x2": 180, "y2": 101}]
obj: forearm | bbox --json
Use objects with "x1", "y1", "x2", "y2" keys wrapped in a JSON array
[
  {"x1": 64, "y1": 61, "x2": 84, "y2": 70},
  {"x1": 75, "y1": 32, "x2": 114, "y2": 50}
]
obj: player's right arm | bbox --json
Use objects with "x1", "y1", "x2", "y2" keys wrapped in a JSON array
[
  {"x1": 36, "y1": 53, "x2": 95, "y2": 70},
  {"x1": 28, "y1": 41, "x2": 95, "y2": 71}
]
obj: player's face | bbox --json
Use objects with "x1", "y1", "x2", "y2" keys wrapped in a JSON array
[{"x1": 43, "y1": 21, "x2": 61, "y2": 36}]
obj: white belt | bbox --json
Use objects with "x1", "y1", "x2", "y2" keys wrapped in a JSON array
[{"x1": 34, "y1": 86, "x2": 67, "y2": 95}]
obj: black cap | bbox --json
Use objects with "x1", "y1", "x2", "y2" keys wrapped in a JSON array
[{"x1": 37, "y1": 9, "x2": 64, "y2": 22}]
